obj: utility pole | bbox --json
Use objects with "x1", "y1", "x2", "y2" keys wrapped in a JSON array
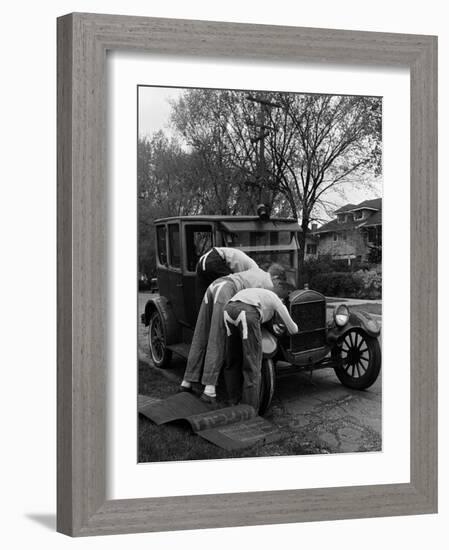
[{"x1": 245, "y1": 94, "x2": 281, "y2": 209}]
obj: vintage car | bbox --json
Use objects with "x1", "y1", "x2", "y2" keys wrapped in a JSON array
[{"x1": 141, "y1": 214, "x2": 381, "y2": 414}]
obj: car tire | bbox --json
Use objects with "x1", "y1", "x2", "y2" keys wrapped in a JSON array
[
  {"x1": 259, "y1": 358, "x2": 275, "y2": 415},
  {"x1": 148, "y1": 310, "x2": 172, "y2": 368},
  {"x1": 332, "y1": 328, "x2": 381, "y2": 390}
]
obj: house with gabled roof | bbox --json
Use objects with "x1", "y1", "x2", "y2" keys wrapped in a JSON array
[{"x1": 309, "y1": 198, "x2": 382, "y2": 264}]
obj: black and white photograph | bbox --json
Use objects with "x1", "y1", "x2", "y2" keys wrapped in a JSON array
[
  {"x1": 0, "y1": 0, "x2": 442, "y2": 543},
  {"x1": 137, "y1": 85, "x2": 383, "y2": 462}
]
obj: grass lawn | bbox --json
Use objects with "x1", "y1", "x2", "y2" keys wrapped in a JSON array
[{"x1": 138, "y1": 361, "x2": 322, "y2": 463}]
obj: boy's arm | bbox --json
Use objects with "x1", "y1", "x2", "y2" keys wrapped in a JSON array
[
  {"x1": 237, "y1": 249, "x2": 258, "y2": 270},
  {"x1": 272, "y1": 296, "x2": 298, "y2": 334},
  {"x1": 245, "y1": 255, "x2": 259, "y2": 269}
]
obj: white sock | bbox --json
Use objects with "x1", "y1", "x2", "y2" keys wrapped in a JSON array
[
  {"x1": 181, "y1": 380, "x2": 192, "y2": 388},
  {"x1": 204, "y1": 385, "x2": 216, "y2": 397}
]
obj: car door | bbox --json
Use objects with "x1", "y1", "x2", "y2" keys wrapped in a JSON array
[
  {"x1": 167, "y1": 222, "x2": 185, "y2": 324},
  {"x1": 183, "y1": 222, "x2": 214, "y2": 326},
  {"x1": 155, "y1": 224, "x2": 170, "y2": 298}
]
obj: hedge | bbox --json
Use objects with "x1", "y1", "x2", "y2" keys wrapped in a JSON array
[
  {"x1": 309, "y1": 272, "x2": 362, "y2": 298},
  {"x1": 304, "y1": 257, "x2": 382, "y2": 299}
]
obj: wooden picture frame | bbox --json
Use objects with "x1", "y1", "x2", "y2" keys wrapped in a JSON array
[{"x1": 57, "y1": 12, "x2": 437, "y2": 536}]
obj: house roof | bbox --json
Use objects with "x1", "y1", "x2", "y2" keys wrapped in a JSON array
[
  {"x1": 334, "y1": 198, "x2": 381, "y2": 214},
  {"x1": 360, "y1": 210, "x2": 382, "y2": 227},
  {"x1": 314, "y1": 197, "x2": 382, "y2": 234},
  {"x1": 334, "y1": 203, "x2": 356, "y2": 214},
  {"x1": 353, "y1": 198, "x2": 382, "y2": 211},
  {"x1": 314, "y1": 219, "x2": 361, "y2": 234}
]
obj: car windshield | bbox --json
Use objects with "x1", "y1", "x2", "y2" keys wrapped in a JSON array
[
  {"x1": 246, "y1": 250, "x2": 294, "y2": 271},
  {"x1": 226, "y1": 230, "x2": 293, "y2": 247},
  {"x1": 247, "y1": 250, "x2": 297, "y2": 291},
  {"x1": 224, "y1": 230, "x2": 298, "y2": 286}
]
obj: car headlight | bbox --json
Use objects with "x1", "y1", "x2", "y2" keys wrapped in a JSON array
[{"x1": 334, "y1": 304, "x2": 349, "y2": 327}]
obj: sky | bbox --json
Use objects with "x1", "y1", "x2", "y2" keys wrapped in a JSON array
[
  {"x1": 137, "y1": 86, "x2": 382, "y2": 217},
  {"x1": 138, "y1": 86, "x2": 183, "y2": 139}
]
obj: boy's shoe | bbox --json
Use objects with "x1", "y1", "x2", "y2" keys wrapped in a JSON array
[
  {"x1": 178, "y1": 385, "x2": 193, "y2": 394},
  {"x1": 226, "y1": 398, "x2": 240, "y2": 407},
  {"x1": 200, "y1": 393, "x2": 217, "y2": 405}
]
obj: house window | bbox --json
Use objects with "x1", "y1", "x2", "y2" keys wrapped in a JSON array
[
  {"x1": 337, "y1": 214, "x2": 346, "y2": 223},
  {"x1": 367, "y1": 226, "x2": 378, "y2": 244},
  {"x1": 333, "y1": 233, "x2": 337, "y2": 241},
  {"x1": 306, "y1": 244, "x2": 317, "y2": 255},
  {"x1": 354, "y1": 210, "x2": 364, "y2": 220}
]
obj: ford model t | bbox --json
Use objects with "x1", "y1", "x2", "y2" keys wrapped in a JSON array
[{"x1": 141, "y1": 215, "x2": 381, "y2": 414}]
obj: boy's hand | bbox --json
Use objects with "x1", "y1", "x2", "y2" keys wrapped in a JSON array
[{"x1": 272, "y1": 323, "x2": 286, "y2": 336}]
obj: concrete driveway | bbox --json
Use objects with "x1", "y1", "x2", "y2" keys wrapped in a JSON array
[{"x1": 138, "y1": 292, "x2": 382, "y2": 454}]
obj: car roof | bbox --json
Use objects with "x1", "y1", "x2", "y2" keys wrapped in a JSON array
[{"x1": 154, "y1": 215, "x2": 298, "y2": 225}]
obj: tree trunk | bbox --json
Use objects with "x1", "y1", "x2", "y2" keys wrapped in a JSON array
[{"x1": 297, "y1": 218, "x2": 309, "y2": 288}]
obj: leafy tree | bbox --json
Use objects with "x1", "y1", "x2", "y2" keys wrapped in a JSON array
[{"x1": 138, "y1": 131, "x2": 202, "y2": 275}]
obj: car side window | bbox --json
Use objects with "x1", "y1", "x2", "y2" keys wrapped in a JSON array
[
  {"x1": 168, "y1": 224, "x2": 181, "y2": 268},
  {"x1": 185, "y1": 225, "x2": 213, "y2": 272},
  {"x1": 156, "y1": 225, "x2": 167, "y2": 266}
]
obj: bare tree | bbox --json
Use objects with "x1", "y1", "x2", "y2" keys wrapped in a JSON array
[
  {"x1": 140, "y1": 90, "x2": 381, "y2": 276},
  {"x1": 170, "y1": 89, "x2": 288, "y2": 214},
  {"x1": 170, "y1": 90, "x2": 381, "y2": 242},
  {"x1": 266, "y1": 93, "x2": 381, "y2": 271}
]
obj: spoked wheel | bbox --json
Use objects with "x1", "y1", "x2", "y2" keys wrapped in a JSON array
[
  {"x1": 259, "y1": 358, "x2": 275, "y2": 415},
  {"x1": 148, "y1": 310, "x2": 172, "y2": 368},
  {"x1": 332, "y1": 329, "x2": 381, "y2": 390}
]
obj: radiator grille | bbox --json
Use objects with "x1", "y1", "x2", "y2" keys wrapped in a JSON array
[
  {"x1": 290, "y1": 300, "x2": 326, "y2": 352},
  {"x1": 291, "y1": 301, "x2": 325, "y2": 331},
  {"x1": 290, "y1": 330, "x2": 327, "y2": 352}
]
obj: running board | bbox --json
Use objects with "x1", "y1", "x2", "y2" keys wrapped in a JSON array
[{"x1": 167, "y1": 343, "x2": 190, "y2": 359}]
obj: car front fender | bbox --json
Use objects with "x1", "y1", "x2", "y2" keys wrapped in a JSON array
[
  {"x1": 142, "y1": 295, "x2": 180, "y2": 345},
  {"x1": 327, "y1": 308, "x2": 381, "y2": 343},
  {"x1": 261, "y1": 328, "x2": 278, "y2": 358}
]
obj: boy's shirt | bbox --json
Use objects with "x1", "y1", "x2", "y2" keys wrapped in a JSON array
[
  {"x1": 227, "y1": 267, "x2": 273, "y2": 293},
  {"x1": 230, "y1": 288, "x2": 298, "y2": 334},
  {"x1": 213, "y1": 247, "x2": 258, "y2": 273}
]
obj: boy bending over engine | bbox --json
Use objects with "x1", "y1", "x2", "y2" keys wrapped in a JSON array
[
  {"x1": 223, "y1": 288, "x2": 298, "y2": 410},
  {"x1": 180, "y1": 267, "x2": 275, "y2": 403},
  {"x1": 195, "y1": 247, "x2": 257, "y2": 306}
]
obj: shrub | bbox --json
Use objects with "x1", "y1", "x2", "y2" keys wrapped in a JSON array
[
  {"x1": 352, "y1": 269, "x2": 382, "y2": 299},
  {"x1": 308, "y1": 269, "x2": 382, "y2": 299},
  {"x1": 302, "y1": 254, "x2": 336, "y2": 282},
  {"x1": 309, "y1": 272, "x2": 363, "y2": 298},
  {"x1": 303, "y1": 255, "x2": 382, "y2": 299},
  {"x1": 367, "y1": 244, "x2": 382, "y2": 264}
]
